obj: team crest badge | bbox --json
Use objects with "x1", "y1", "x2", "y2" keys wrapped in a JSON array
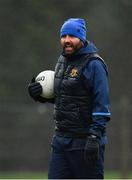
[{"x1": 70, "y1": 68, "x2": 78, "y2": 77}]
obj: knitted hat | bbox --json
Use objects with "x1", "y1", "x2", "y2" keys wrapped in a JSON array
[{"x1": 60, "y1": 18, "x2": 87, "y2": 43}]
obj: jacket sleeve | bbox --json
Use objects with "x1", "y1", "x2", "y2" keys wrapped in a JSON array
[{"x1": 83, "y1": 59, "x2": 111, "y2": 138}]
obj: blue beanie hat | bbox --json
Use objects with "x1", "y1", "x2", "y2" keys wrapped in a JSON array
[{"x1": 60, "y1": 18, "x2": 87, "y2": 43}]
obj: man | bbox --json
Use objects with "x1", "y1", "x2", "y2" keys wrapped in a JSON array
[{"x1": 28, "y1": 18, "x2": 111, "y2": 179}]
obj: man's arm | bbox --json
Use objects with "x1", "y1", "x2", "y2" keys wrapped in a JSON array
[{"x1": 83, "y1": 59, "x2": 111, "y2": 138}]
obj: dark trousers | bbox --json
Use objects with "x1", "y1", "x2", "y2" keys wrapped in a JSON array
[{"x1": 48, "y1": 135, "x2": 105, "y2": 179}]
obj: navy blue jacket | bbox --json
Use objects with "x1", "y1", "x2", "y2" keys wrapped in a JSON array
[{"x1": 54, "y1": 41, "x2": 111, "y2": 144}]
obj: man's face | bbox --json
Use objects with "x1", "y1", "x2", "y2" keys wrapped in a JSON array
[{"x1": 60, "y1": 35, "x2": 83, "y2": 55}]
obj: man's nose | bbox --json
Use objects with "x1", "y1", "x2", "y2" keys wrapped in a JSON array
[{"x1": 64, "y1": 35, "x2": 71, "y2": 42}]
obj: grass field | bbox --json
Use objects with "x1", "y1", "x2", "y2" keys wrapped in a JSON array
[
  {"x1": 0, "y1": 171, "x2": 132, "y2": 179},
  {"x1": 0, "y1": 171, "x2": 47, "y2": 179}
]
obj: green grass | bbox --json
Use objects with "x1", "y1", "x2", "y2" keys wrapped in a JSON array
[
  {"x1": 0, "y1": 171, "x2": 132, "y2": 179},
  {"x1": 105, "y1": 171, "x2": 132, "y2": 179},
  {"x1": 0, "y1": 171, "x2": 48, "y2": 179}
]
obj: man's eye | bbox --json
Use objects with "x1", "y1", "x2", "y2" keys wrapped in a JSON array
[{"x1": 61, "y1": 35, "x2": 66, "y2": 38}]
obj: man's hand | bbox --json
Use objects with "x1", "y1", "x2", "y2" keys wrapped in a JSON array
[
  {"x1": 28, "y1": 77, "x2": 43, "y2": 101},
  {"x1": 84, "y1": 135, "x2": 99, "y2": 165},
  {"x1": 28, "y1": 77, "x2": 55, "y2": 103}
]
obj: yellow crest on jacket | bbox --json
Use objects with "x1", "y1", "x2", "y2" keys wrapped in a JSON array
[{"x1": 70, "y1": 68, "x2": 78, "y2": 77}]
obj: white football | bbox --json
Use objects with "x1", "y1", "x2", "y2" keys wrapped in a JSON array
[{"x1": 35, "y1": 70, "x2": 55, "y2": 99}]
